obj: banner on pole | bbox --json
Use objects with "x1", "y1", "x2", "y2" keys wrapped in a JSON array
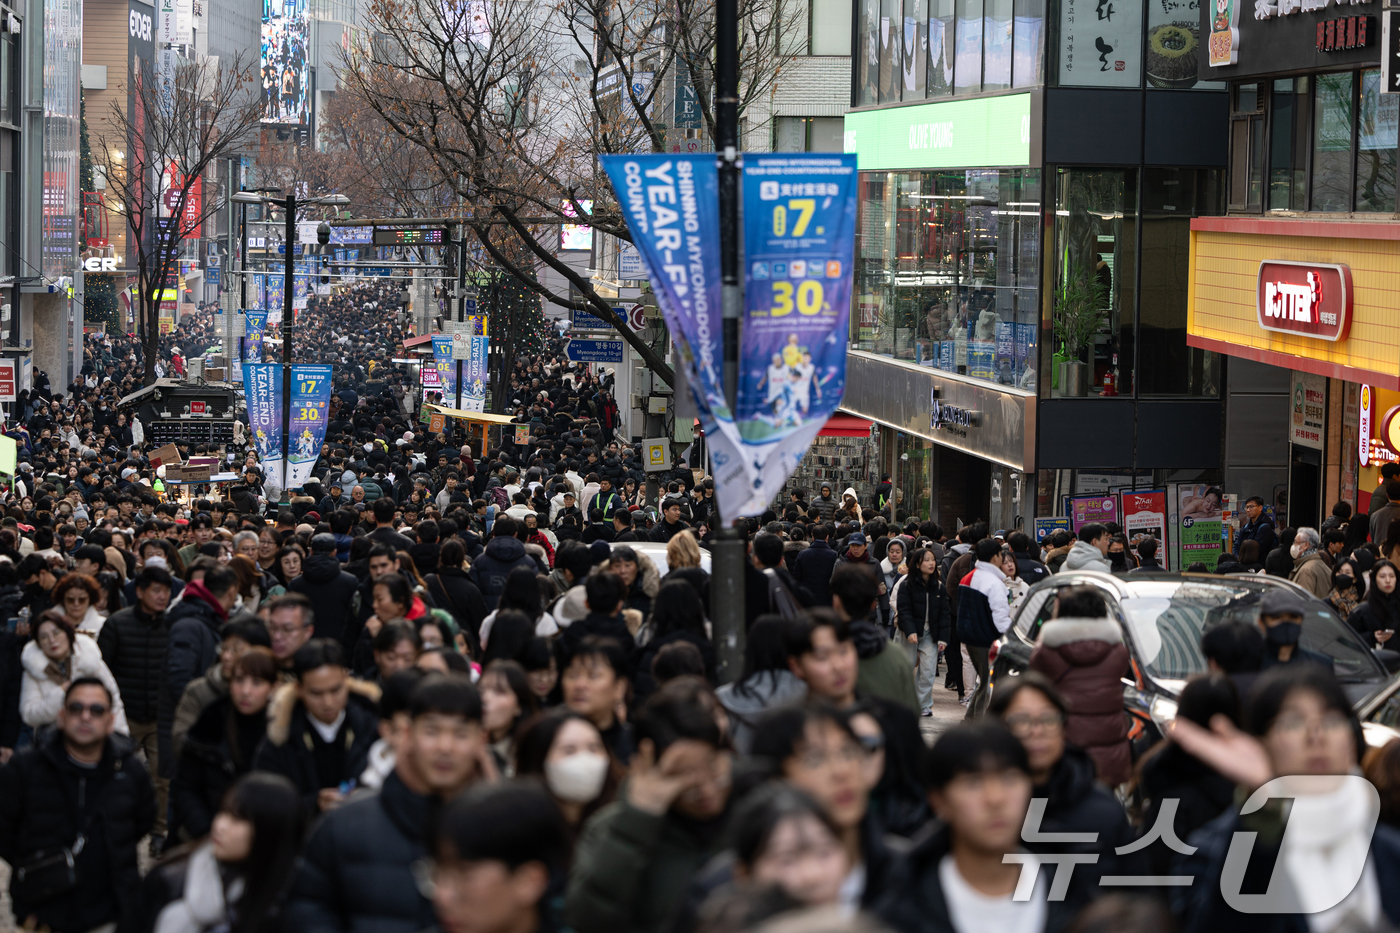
[
  {"x1": 287, "y1": 365, "x2": 333, "y2": 489},
  {"x1": 432, "y1": 335, "x2": 457, "y2": 400},
  {"x1": 601, "y1": 154, "x2": 748, "y2": 518},
  {"x1": 462, "y1": 336, "x2": 488, "y2": 412},
  {"x1": 738, "y1": 154, "x2": 858, "y2": 511},
  {"x1": 245, "y1": 310, "x2": 268, "y2": 364},
  {"x1": 242, "y1": 363, "x2": 283, "y2": 484}
]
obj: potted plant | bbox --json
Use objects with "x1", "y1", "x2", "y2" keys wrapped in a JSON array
[{"x1": 1053, "y1": 265, "x2": 1107, "y2": 397}]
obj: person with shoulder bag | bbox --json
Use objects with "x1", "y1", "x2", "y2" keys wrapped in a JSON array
[
  {"x1": 0, "y1": 676, "x2": 156, "y2": 933},
  {"x1": 896, "y1": 547, "x2": 951, "y2": 718}
]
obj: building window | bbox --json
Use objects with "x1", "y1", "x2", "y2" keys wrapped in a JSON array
[
  {"x1": 1228, "y1": 82, "x2": 1264, "y2": 212},
  {"x1": 853, "y1": 169, "x2": 1041, "y2": 389},
  {"x1": 858, "y1": 0, "x2": 879, "y2": 103},
  {"x1": 810, "y1": 0, "x2": 853, "y2": 53},
  {"x1": 954, "y1": 0, "x2": 983, "y2": 93},
  {"x1": 903, "y1": 0, "x2": 928, "y2": 97},
  {"x1": 1012, "y1": 0, "x2": 1043, "y2": 87},
  {"x1": 929, "y1": 0, "x2": 955, "y2": 93},
  {"x1": 773, "y1": 116, "x2": 845, "y2": 151},
  {"x1": 880, "y1": 0, "x2": 902, "y2": 102},
  {"x1": 1268, "y1": 76, "x2": 1309, "y2": 211},
  {"x1": 1356, "y1": 69, "x2": 1396, "y2": 213},
  {"x1": 1311, "y1": 72, "x2": 1354, "y2": 212}
]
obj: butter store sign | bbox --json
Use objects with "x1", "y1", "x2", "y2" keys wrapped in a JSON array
[{"x1": 843, "y1": 94, "x2": 1032, "y2": 172}]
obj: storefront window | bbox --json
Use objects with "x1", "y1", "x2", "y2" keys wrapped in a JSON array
[
  {"x1": 1139, "y1": 167, "x2": 1223, "y2": 397},
  {"x1": 894, "y1": 433, "x2": 934, "y2": 521},
  {"x1": 1311, "y1": 72, "x2": 1354, "y2": 212},
  {"x1": 1049, "y1": 169, "x2": 1136, "y2": 398},
  {"x1": 955, "y1": 0, "x2": 984, "y2": 93},
  {"x1": 1356, "y1": 69, "x2": 1397, "y2": 213},
  {"x1": 852, "y1": 169, "x2": 1041, "y2": 390}
]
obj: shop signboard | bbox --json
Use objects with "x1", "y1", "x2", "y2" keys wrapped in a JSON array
[
  {"x1": 0, "y1": 362, "x2": 16, "y2": 403},
  {"x1": 1176, "y1": 482, "x2": 1224, "y2": 570},
  {"x1": 1198, "y1": 0, "x2": 1379, "y2": 79},
  {"x1": 1060, "y1": 0, "x2": 1144, "y2": 86},
  {"x1": 1256, "y1": 262, "x2": 1352, "y2": 342},
  {"x1": 1290, "y1": 370, "x2": 1327, "y2": 449},
  {"x1": 1121, "y1": 489, "x2": 1169, "y2": 569},
  {"x1": 842, "y1": 93, "x2": 1032, "y2": 172},
  {"x1": 1067, "y1": 494, "x2": 1118, "y2": 531},
  {"x1": 428, "y1": 411, "x2": 446, "y2": 434},
  {"x1": 1033, "y1": 516, "x2": 1071, "y2": 543},
  {"x1": 1359, "y1": 383, "x2": 1400, "y2": 512}
]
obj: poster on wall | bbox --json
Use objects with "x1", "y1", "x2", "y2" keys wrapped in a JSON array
[
  {"x1": 1290, "y1": 370, "x2": 1326, "y2": 450},
  {"x1": 1357, "y1": 383, "x2": 1400, "y2": 513},
  {"x1": 1176, "y1": 482, "x2": 1224, "y2": 570},
  {"x1": 1121, "y1": 489, "x2": 1169, "y2": 569},
  {"x1": 1146, "y1": 0, "x2": 1222, "y2": 89},
  {"x1": 1067, "y1": 494, "x2": 1118, "y2": 531},
  {"x1": 1059, "y1": 0, "x2": 1143, "y2": 87},
  {"x1": 1034, "y1": 516, "x2": 1072, "y2": 543}
]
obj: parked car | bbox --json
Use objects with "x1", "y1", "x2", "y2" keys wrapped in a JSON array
[{"x1": 989, "y1": 570, "x2": 1397, "y2": 749}]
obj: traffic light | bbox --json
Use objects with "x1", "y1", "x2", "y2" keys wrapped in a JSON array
[{"x1": 320, "y1": 255, "x2": 329, "y2": 284}]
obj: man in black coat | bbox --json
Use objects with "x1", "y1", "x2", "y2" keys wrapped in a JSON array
[
  {"x1": 252, "y1": 639, "x2": 380, "y2": 816},
  {"x1": 97, "y1": 565, "x2": 173, "y2": 842},
  {"x1": 284, "y1": 674, "x2": 487, "y2": 933},
  {"x1": 468, "y1": 517, "x2": 544, "y2": 610},
  {"x1": 0, "y1": 678, "x2": 156, "y2": 933},
  {"x1": 793, "y1": 523, "x2": 840, "y2": 606},
  {"x1": 290, "y1": 534, "x2": 363, "y2": 653}
]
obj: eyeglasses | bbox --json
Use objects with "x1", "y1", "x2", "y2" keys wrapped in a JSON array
[
  {"x1": 65, "y1": 702, "x2": 109, "y2": 718},
  {"x1": 1272, "y1": 712, "x2": 1351, "y2": 735},
  {"x1": 1005, "y1": 712, "x2": 1065, "y2": 736}
]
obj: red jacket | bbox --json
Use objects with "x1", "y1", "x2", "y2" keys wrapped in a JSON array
[{"x1": 1029, "y1": 616, "x2": 1132, "y2": 786}]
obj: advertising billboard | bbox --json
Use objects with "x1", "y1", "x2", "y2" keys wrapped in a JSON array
[
  {"x1": 560, "y1": 200, "x2": 593, "y2": 251},
  {"x1": 261, "y1": 0, "x2": 311, "y2": 125},
  {"x1": 841, "y1": 93, "x2": 1032, "y2": 172}
]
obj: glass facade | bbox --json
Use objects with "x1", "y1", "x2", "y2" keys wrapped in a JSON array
[
  {"x1": 856, "y1": 0, "x2": 1042, "y2": 102},
  {"x1": 853, "y1": 168, "x2": 1041, "y2": 389},
  {"x1": 41, "y1": 0, "x2": 80, "y2": 282}
]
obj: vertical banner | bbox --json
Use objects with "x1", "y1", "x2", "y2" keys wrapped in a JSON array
[
  {"x1": 1121, "y1": 489, "x2": 1169, "y2": 569},
  {"x1": 242, "y1": 363, "x2": 284, "y2": 485},
  {"x1": 738, "y1": 153, "x2": 859, "y2": 514},
  {"x1": 245, "y1": 310, "x2": 268, "y2": 364},
  {"x1": 463, "y1": 336, "x2": 488, "y2": 412},
  {"x1": 432, "y1": 335, "x2": 457, "y2": 400},
  {"x1": 601, "y1": 154, "x2": 748, "y2": 517},
  {"x1": 1176, "y1": 482, "x2": 1224, "y2": 570},
  {"x1": 287, "y1": 365, "x2": 333, "y2": 488}
]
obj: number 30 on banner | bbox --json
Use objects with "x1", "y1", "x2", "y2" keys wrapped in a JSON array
[{"x1": 770, "y1": 281, "x2": 825, "y2": 317}]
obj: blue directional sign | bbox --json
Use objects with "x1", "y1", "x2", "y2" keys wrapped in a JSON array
[{"x1": 565, "y1": 338, "x2": 624, "y2": 363}]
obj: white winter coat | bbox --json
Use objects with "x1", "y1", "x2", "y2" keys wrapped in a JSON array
[{"x1": 20, "y1": 633, "x2": 130, "y2": 735}]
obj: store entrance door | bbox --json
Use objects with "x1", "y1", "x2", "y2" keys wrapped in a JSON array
[{"x1": 1288, "y1": 444, "x2": 1322, "y2": 530}]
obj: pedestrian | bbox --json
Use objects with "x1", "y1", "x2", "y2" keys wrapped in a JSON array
[
  {"x1": 288, "y1": 534, "x2": 362, "y2": 654},
  {"x1": 252, "y1": 639, "x2": 380, "y2": 815},
  {"x1": 561, "y1": 635, "x2": 634, "y2": 763},
  {"x1": 1347, "y1": 558, "x2": 1400, "y2": 649},
  {"x1": 1027, "y1": 587, "x2": 1131, "y2": 786},
  {"x1": 894, "y1": 547, "x2": 950, "y2": 718},
  {"x1": 715, "y1": 616, "x2": 808, "y2": 754},
  {"x1": 514, "y1": 707, "x2": 619, "y2": 829},
  {"x1": 1061, "y1": 523, "x2": 1112, "y2": 573},
  {"x1": 285, "y1": 673, "x2": 487, "y2": 933},
  {"x1": 143, "y1": 773, "x2": 306, "y2": 933},
  {"x1": 955, "y1": 538, "x2": 1012, "y2": 718},
  {"x1": 1287, "y1": 527, "x2": 1332, "y2": 599},
  {"x1": 1235, "y1": 495, "x2": 1277, "y2": 558},
  {"x1": 469, "y1": 518, "x2": 543, "y2": 610},
  {"x1": 1008, "y1": 532, "x2": 1049, "y2": 584},
  {"x1": 793, "y1": 523, "x2": 840, "y2": 607},
  {"x1": 0, "y1": 677, "x2": 156, "y2": 933},
  {"x1": 20, "y1": 609, "x2": 129, "y2": 735},
  {"x1": 1373, "y1": 481, "x2": 1400, "y2": 545}
]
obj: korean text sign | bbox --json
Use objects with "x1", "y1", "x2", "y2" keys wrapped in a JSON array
[
  {"x1": 287, "y1": 365, "x2": 333, "y2": 489},
  {"x1": 242, "y1": 363, "x2": 283, "y2": 480}
]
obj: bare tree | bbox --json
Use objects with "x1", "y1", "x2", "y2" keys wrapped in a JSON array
[
  {"x1": 338, "y1": 0, "x2": 800, "y2": 387},
  {"x1": 96, "y1": 53, "x2": 264, "y2": 385}
]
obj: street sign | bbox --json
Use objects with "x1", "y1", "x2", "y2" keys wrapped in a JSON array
[
  {"x1": 450, "y1": 331, "x2": 471, "y2": 360},
  {"x1": 373, "y1": 227, "x2": 447, "y2": 245},
  {"x1": 572, "y1": 305, "x2": 643, "y2": 332},
  {"x1": 565, "y1": 338, "x2": 624, "y2": 363}
]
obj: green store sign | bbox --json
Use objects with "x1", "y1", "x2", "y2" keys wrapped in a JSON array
[{"x1": 843, "y1": 93, "x2": 1032, "y2": 171}]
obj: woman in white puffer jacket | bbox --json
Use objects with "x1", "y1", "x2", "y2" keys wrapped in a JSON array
[{"x1": 20, "y1": 611, "x2": 129, "y2": 735}]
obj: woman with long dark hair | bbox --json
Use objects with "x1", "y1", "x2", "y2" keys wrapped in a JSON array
[
  {"x1": 714, "y1": 616, "x2": 807, "y2": 754},
  {"x1": 481, "y1": 659, "x2": 539, "y2": 774},
  {"x1": 631, "y1": 580, "x2": 716, "y2": 702},
  {"x1": 514, "y1": 707, "x2": 619, "y2": 828},
  {"x1": 143, "y1": 772, "x2": 307, "y2": 933},
  {"x1": 1348, "y1": 558, "x2": 1400, "y2": 648}
]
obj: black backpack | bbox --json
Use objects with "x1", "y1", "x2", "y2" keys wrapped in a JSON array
[{"x1": 763, "y1": 569, "x2": 801, "y2": 619}]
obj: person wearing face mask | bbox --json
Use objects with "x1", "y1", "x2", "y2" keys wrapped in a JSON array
[
  {"x1": 1347, "y1": 558, "x2": 1400, "y2": 649},
  {"x1": 1105, "y1": 535, "x2": 1135, "y2": 573},
  {"x1": 1287, "y1": 527, "x2": 1333, "y2": 600},
  {"x1": 170, "y1": 648, "x2": 279, "y2": 841},
  {"x1": 1326, "y1": 558, "x2": 1365, "y2": 619},
  {"x1": 515, "y1": 707, "x2": 618, "y2": 827},
  {"x1": 1256, "y1": 589, "x2": 1332, "y2": 668}
]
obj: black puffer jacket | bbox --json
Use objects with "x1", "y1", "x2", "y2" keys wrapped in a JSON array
[
  {"x1": 0, "y1": 730, "x2": 156, "y2": 933},
  {"x1": 251, "y1": 680, "x2": 380, "y2": 815},
  {"x1": 97, "y1": 602, "x2": 169, "y2": 723},
  {"x1": 424, "y1": 567, "x2": 488, "y2": 653},
  {"x1": 467, "y1": 535, "x2": 542, "y2": 610},
  {"x1": 894, "y1": 571, "x2": 951, "y2": 641},
  {"x1": 164, "y1": 587, "x2": 227, "y2": 712},
  {"x1": 170, "y1": 696, "x2": 266, "y2": 840},
  {"x1": 282, "y1": 771, "x2": 438, "y2": 933},
  {"x1": 288, "y1": 553, "x2": 362, "y2": 652}
]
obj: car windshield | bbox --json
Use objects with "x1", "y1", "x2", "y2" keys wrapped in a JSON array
[{"x1": 1117, "y1": 580, "x2": 1384, "y2": 685}]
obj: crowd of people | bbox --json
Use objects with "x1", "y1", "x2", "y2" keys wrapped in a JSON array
[{"x1": 0, "y1": 281, "x2": 1394, "y2": 933}]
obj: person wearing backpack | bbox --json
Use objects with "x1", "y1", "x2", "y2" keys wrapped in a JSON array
[
  {"x1": 895, "y1": 546, "x2": 951, "y2": 717},
  {"x1": 751, "y1": 533, "x2": 813, "y2": 619}
]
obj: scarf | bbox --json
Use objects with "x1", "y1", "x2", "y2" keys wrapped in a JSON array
[{"x1": 1277, "y1": 773, "x2": 1381, "y2": 932}]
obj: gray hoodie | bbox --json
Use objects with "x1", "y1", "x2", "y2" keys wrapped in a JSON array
[
  {"x1": 1062, "y1": 540, "x2": 1113, "y2": 573},
  {"x1": 716, "y1": 671, "x2": 808, "y2": 754}
]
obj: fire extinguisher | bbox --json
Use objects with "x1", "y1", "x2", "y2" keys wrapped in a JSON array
[{"x1": 1102, "y1": 353, "x2": 1120, "y2": 397}]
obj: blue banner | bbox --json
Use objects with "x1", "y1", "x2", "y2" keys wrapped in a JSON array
[
  {"x1": 242, "y1": 363, "x2": 283, "y2": 490},
  {"x1": 432, "y1": 335, "x2": 456, "y2": 400},
  {"x1": 463, "y1": 336, "x2": 488, "y2": 412},
  {"x1": 245, "y1": 310, "x2": 267, "y2": 364},
  {"x1": 287, "y1": 365, "x2": 333, "y2": 489},
  {"x1": 738, "y1": 154, "x2": 858, "y2": 514},
  {"x1": 601, "y1": 154, "x2": 753, "y2": 519}
]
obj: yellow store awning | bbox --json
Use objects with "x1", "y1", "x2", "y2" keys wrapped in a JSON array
[{"x1": 427, "y1": 404, "x2": 516, "y2": 425}]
